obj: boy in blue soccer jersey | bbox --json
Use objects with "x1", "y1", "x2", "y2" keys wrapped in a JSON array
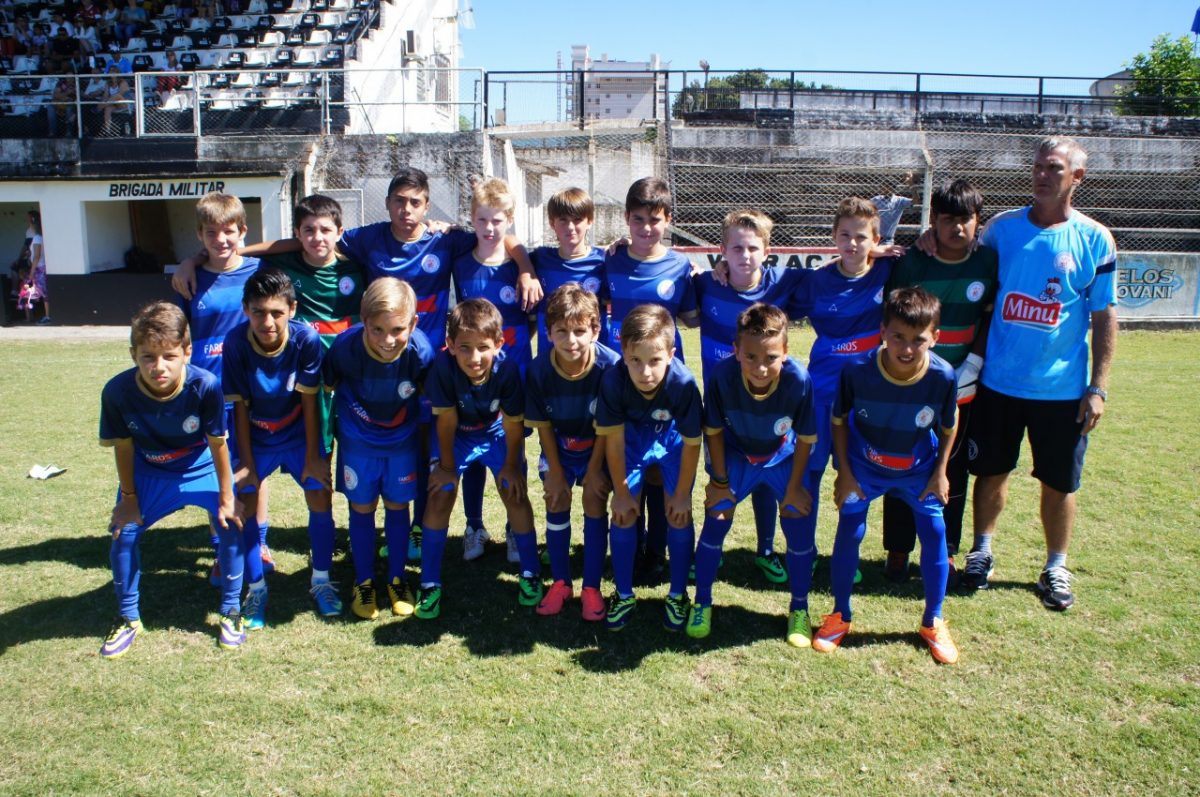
[
  {"x1": 532, "y1": 187, "x2": 610, "y2": 349},
  {"x1": 595, "y1": 304, "x2": 703, "y2": 632},
  {"x1": 688, "y1": 303, "x2": 819, "y2": 645},
  {"x1": 694, "y1": 210, "x2": 808, "y2": 585},
  {"x1": 451, "y1": 177, "x2": 536, "y2": 564},
  {"x1": 99, "y1": 302, "x2": 245, "y2": 659},
  {"x1": 222, "y1": 269, "x2": 334, "y2": 626},
  {"x1": 323, "y1": 278, "x2": 434, "y2": 621},
  {"x1": 524, "y1": 284, "x2": 620, "y2": 620},
  {"x1": 175, "y1": 192, "x2": 272, "y2": 579},
  {"x1": 416, "y1": 298, "x2": 540, "y2": 618},
  {"x1": 813, "y1": 287, "x2": 961, "y2": 664}
]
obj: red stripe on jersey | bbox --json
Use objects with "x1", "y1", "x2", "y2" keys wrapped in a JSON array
[
  {"x1": 562, "y1": 436, "x2": 594, "y2": 452},
  {"x1": 251, "y1": 404, "x2": 303, "y2": 434},
  {"x1": 866, "y1": 446, "x2": 915, "y2": 470},
  {"x1": 937, "y1": 325, "x2": 976, "y2": 345},
  {"x1": 831, "y1": 332, "x2": 882, "y2": 356},
  {"x1": 416, "y1": 295, "x2": 439, "y2": 314},
  {"x1": 311, "y1": 318, "x2": 352, "y2": 336}
]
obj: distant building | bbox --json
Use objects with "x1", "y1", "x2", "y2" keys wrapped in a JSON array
[{"x1": 569, "y1": 45, "x2": 665, "y2": 121}]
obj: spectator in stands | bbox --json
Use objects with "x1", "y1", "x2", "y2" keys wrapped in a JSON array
[
  {"x1": 76, "y1": 18, "x2": 101, "y2": 56},
  {"x1": 99, "y1": 0, "x2": 122, "y2": 38},
  {"x1": 9, "y1": 16, "x2": 34, "y2": 55},
  {"x1": 77, "y1": 0, "x2": 103, "y2": 25},
  {"x1": 47, "y1": 76, "x2": 78, "y2": 136},
  {"x1": 158, "y1": 50, "x2": 182, "y2": 105},
  {"x1": 26, "y1": 211, "x2": 51, "y2": 325},
  {"x1": 117, "y1": 0, "x2": 147, "y2": 45},
  {"x1": 871, "y1": 172, "x2": 917, "y2": 245},
  {"x1": 84, "y1": 61, "x2": 110, "y2": 102},
  {"x1": 46, "y1": 26, "x2": 82, "y2": 72},
  {"x1": 49, "y1": 12, "x2": 77, "y2": 39},
  {"x1": 31, "y1": 23, "x2": 51, "y2": 57},
  {"x1": 99, "y1": 65, "x2": 133, "y2": 134}
]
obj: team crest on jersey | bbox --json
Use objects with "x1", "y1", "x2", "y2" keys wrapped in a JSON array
[
  {"x1": 343, "y1": 465, "x2": 358, "y2": 490},
  {"x1": 127, "y1": 421, "x2": 139, "y2": 432},
  {"x1": 420, "y1": 254, "x2": 440, "y2": 273},
  {"x1": 656, "y1": 279, "x2": 675, "y2": 300},
  {"x1": 651, "y1": 409, "x2": 672, "y2": 421},
  {"x1": 1054, "y1": 252, "x2": 1077, "y2": 275},
  {"x1": 915, "y1": 406, "x2": 935, "y2": 428},
  {"x1": 874, "y1": 287, "x2": 884, "y2": 304},
  {"x1": 338, "y1": 276, "x2": 356, "y2": 296},
  {"x1": 773, "y1": 417, "x2": 793, "y2": 436},
  {"x1": 182, "y1": 415, "x2": 200, "y2": 433},
  {"x1": 398, "y1": 380, "x2": 416, "y2": 399},
  {"x1": 966, "y1": 281, "x2": 986, "y2": 302},
  {"x1": 489, "y1": 399, "x2": 501, "y2": 412},
  {"x1": 584, "y1": 277, "x2": 601, "y2": 293},
  {"x1": 967, "y1": 439, "x2": 978, "y2": 461},
  {"x1": 286, "y1": 373, "x2": 297, "y2": 392},
  {"x1": 499, "y1": 286, "x2": 517, "y2": 305}
]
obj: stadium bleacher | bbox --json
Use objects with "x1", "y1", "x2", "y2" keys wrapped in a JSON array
[{"x1": 0, "y1": 0, "x2": 380, "y2": 136}]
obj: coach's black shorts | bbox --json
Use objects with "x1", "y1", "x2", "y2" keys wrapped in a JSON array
[{"x1": 966, "y1": 384, "x2": 1088, "y2": 494}]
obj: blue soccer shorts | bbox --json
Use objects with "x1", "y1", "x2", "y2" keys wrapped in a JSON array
[{"x1": 336, "y1": 444, "x2": 418, "y2": 505}]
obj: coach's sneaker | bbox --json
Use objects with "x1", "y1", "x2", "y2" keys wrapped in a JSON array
[
  {"x1": 462, "y1": 524, "x2": 489, "y2": 562},
  {"x1": 100, "y1": 617, "x2": 143, "y2": 659},
  {"x1": 260, "y1": 545, "x2": 276, "y2": 574},
  {"x1": 686, "y1": 604, "x2": 712, "y2": 639},
  {"x1": 351, "y1": 579, "x2": 379, "y2": 620},
  {"x1": 517, "y1": 573, "x2": 544, "y2": 607},
  {"x1": 243, "y1": 585, "x2": 268, "y2": 630},
  {"x1": 218, "y1": 611, "x2": 246, "y2": 649},
  {"x1": 960, "y1": 550, "x2": 995, "y2": 590},
  {"x1": 536, "y1": 579, "x2": 573, "y2": 616},
  {"x1": 414, "y1": 585, "x2": 442, "y2": 620},
  {"x1": 812, "y1": 612, "x2": 851, "y2": 653},
  {"x1": 580, "y1": 587, "x2": 605, "y2": 622},
  {"x1": 754, "y1": 551, "x2": 788, "y2": 584},
  {"x1": 605, "y1": 593, "x2": 637, "y2": 631},
  {"x1": 1036, "y1": 565, "x2": 1075, "y2": 611},
  {"x1": 505, "y1": 530, "x2": 521, "y2": 564},
  {"x1": 310, "y1": 579, "x2": 343, "y2": 617},
  {"x1": 387, "y1": 577, "x2": 415, "y2": 617},
  {"x1": 919, "y1": 617, "x2": 959, "y2": 664},
  {"x1": 786, "y1": 609, "x2": 812, "y2": 649},
  {"x1": 663, "y1": 593, "x2": 690, "y2": 632},
  {"x1": 406, "y1": 525, "x2": 422, "y2": 563}
]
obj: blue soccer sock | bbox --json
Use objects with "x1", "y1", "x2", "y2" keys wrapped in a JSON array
[
  {"x1": 419, "y1": 526, "x2": 448, "y2": 586},
  {"x1": 347, "y1": 509, "x2": 376, "y2": 585},
  {"x1": 831, "y1": 510, "x2": 868, "y2": 622},
  {"x1": 545, "y1": 509, "x2": 572, "y2": 584},
  {"x1": 307, "y1": 508, "x2": 335, "y2": 575},
  {"x1": 513, "y1": 528, "x2": 540, "y2": 578},
  {"x1": 781, "y1": 513, "x2": 817, "y2": 612},
  {"x1": 914, "y1": 512, "x2": 949, "y2": 627},
  {"x1": 581, "y1": 514, "x2": 608, "y2": 590},
  {"x1": 216, "y1": 522, "x2": 243, "y2": 615},
  {"x1": 666, "y1": 523, "x2": 695, "y2": 598},
  {"x1": 610, "y1": 522, "x2": 637, "y2": 598},
  {"x1": 413, "y1": 456, "x2": 429, "y2": 530},
  {"x1": 384, "y1": 506, "x2": 411, "y2": 582},
  {"x1": 693, "y1": 514, "x2": 733, "y2": 606},
  {"x1": 110, "y1": 523, "x2": 143, "y2": 621},
  {"x1": 259, "y1": 521, "x2": 269, "y2": 548},
  {"x1": 644, "y1": 482, "x2": 667, "y2": 559},
  {"x1": 242, "y1": 520, "x2": 264, "y2": 586},
  {"x1": 808, "y1": 468, "x2": 824, "y2": 558},
  {"x1": 461, "y1": 461, "x2": 486, "y2": 530},
  {"x1": 751, "y1": 484, "x2": 778, "y2": 556}
]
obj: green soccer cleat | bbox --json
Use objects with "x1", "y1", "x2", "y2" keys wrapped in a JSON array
[
  {"x1": 686, "y1": 604, "x2": 712, "y2": 639},
  {"x1": 754, "y1": 552, "x2": 788, "y2": 584},
  {"x1": 786, "y1": 608, "x2": 812, "y2": 648},
  {"x1": 218, "y1": 611, "x2": 246, "y2": 650},
  {"x1": 517, "y1": 574, "x2": 544, "y2": 607},
  {"x1": 605, "y1": 593, "x2": 637, "y2": 631},
  {"x1": 415, "y1": 585, "x2": 442, "y2": 620},
  {"x1": 243, "y1": 586, "x2": 267, "y2": 631},
  {"x1": 662, "y1": 593, "x2": 690, "y2": 632}
]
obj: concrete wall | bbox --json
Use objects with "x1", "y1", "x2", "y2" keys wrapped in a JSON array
[{"x1": 82, "y1": 201, "x2": 131, "y2": 272}]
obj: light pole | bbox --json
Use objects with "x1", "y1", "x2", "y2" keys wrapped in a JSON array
[{"x1": 699, "y1": 59, "x2": 710, "y2": 110}]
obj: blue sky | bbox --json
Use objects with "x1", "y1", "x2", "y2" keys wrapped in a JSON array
[{"x1": 461, "y1": 1, "x2": 1199, "y2": 79}]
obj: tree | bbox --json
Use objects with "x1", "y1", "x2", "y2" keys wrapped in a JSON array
[{"x1": 1116, "y1": 34, "x2": 1200, "y2": 116}]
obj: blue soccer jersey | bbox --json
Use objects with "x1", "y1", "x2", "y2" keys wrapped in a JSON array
[
  {"x1": 99, "y1": 365, "x2": 227, "y2": 477},
  {"x1": 176, "y1": 257, "x2": 260, "y2": 378},
  {"x1": 833, "y1": 349, "x2": 958, "y2": 479},
  {"x1": 221, "y1": 319, "x2": 323, "y2": 453},
  {"x1": 703, "y1": 355, "x2": 818, "y2": 468},
  {"x1": 693, "y1": 266, "x2": 808, "y2": 377},
  {"x1": 790, "y1": 258, "x2": 893, "y2": 402},
  {"x1": 594, "y1": 357, "x2": 703, "y2": 447},
  {"x1": 425, "y1": 348, "x2": 524, "y2": 438},
  {"x1": 322, "y1": 323, "x2": 434, "y2": 455},
  {"x1": 605, "y1": 246, "x2": 697, "y2": 356},
  {"x1": 525, "y1": 342, "x2": 621, "y2": 456},
  {"x1": 452, "y1": 252, "x2": 533, "y2": 373},
  {"x1": 532, "y1": 245, "x2": 610, "y2": 348},
  {"x1": 338, "y1": 223, "x2": 476, "y2": 350},
  {"x1": 980, "y1": 208, "x2": 1118, "y2": 401}
]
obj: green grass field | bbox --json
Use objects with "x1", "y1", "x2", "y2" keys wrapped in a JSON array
[{"x1": 0, "y1": 328, "x2": 1197, "y2": 796}]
